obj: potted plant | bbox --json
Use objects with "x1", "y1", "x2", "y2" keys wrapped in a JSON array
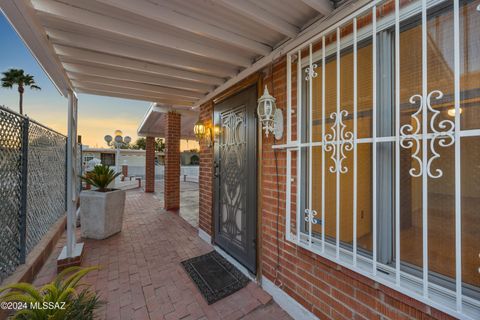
[
  {"x1": 79, "y1": 164, "x2": 125, "y2": 239},
  {"x1": 0, "y1": 266, "x2": 103, "y2": 319},
  {"x1": 83, "y1": 171, "x2": 93, "y2": 190}
]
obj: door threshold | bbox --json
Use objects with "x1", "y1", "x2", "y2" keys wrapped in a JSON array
[{"x1": 213, "y1": 245, "x2": 257, "y2": 283}]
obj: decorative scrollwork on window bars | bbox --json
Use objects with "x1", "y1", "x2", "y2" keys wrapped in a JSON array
[
  {"x1": 305, "y1": 64, "x2": 318, "y2": 81},
  {"x1": 304, "y1": 209, "x2": 319, "y2": 224},
  {"x1": 323, "y1": 110, "x2": 354, "y2": 174},
  {"x1": 399, "y1": 90, "x2": 454, "y2": 179}
]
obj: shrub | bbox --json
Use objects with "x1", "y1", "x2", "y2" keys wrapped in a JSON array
[
  {"x1": 79, "y1": 164, "x2": 120, "y2": 192},
  {"x1": 0, "y1": 266, "x2": 102, "y2": 320}
]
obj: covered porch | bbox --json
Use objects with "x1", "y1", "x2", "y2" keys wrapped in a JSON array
[
  {"x1": 0, "y1": 0, "x2": 339, "y2": 283},
  {"x1": 1, "y1": 0, "x2": 336, "y2": 318},
  {"x1": 2, "y1": 0, "x2": 479, "y2": 319},
  {"x1": 33, "y1": 189, "x2": 290, "y2": 320}
]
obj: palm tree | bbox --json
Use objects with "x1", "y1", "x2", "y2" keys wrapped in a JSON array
[{"x1": 1, "y1": 68, "x2": 41, "y2": 115}]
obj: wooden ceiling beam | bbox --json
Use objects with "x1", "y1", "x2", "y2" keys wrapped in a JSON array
[
  {"x1": 62, "y1": 62, "x2": 213, "y2": 93},
  {"x1": 76, "y1": 88, "x2": 195, "y2": 106},
  {"x1": 216, "y1": 0, "x2": 299, "y2": 38},
  {"x1": 32, "y1": 0, "x2": 252, "y2": 67},
  {"x1": 96, "y1": 0, "x2": 271, "y2": 56},
  {"x1": 68, "y1": 74, "x2": 204, "y2": 99},
  {"x1": 54, "y1": 45, "x2": 225, "y2": 86},
  {"x1": 300, "y1": 0, "x2": 333, "y2": 16},
  {"x1": 45, "y1": 28, "x2": 237, "y2": 78}
]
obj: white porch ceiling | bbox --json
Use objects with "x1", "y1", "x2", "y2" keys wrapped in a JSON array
[
  {"x1": 1, "y1": 0, "x2": 334, "y2": 107},
  {"x1": 137, "y1": 104, "x2": 197, "y2": 140}
]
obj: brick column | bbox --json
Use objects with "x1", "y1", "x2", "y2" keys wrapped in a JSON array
[
  {"x1": 164, "y1": 112, "x2": 181, "y2": 211},
  {"x1": 145, "y1": 136, "x2": 155, "y2": 193},
  {"x1": 198, "y1": 102, "x2": 214, "y2": 237}
]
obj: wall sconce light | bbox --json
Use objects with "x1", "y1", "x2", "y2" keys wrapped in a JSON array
[
  {"x1": 194, "y1": 119, "x2": 213, "y2": 148},
  {"x1": 257, "y1": 85, "x2": 283, "y2": 140}
]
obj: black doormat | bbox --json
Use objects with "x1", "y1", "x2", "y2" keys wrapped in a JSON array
[{"x1": 181, "y1": 250, "x2": 250, "y2": 304}]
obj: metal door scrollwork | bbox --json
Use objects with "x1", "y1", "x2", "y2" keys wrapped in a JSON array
[{"x1": 219, "y1": 108, "x2": 246, "y2": 246}]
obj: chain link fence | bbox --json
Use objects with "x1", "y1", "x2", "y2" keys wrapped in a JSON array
[{"x1": 0, "y1": 105, "x2": 78, "y2": 282}]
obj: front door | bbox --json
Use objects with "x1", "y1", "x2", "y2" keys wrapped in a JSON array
[{"x1": 213, "y1": 85, "x2": 257, "y2": 274}]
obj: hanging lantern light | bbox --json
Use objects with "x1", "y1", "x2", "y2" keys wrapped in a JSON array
[
  {"x1": 257, "y1": 85, "x2": 283, "y2": 140},
  {"x1": 194, "y1": 119, "x2": 206, "y2": 140},
  {"x1": 257, "y1": 85, "x2": 277, "y2": 137},
  {"x1": 194, "y1": 119, "x2": 213, "y2": 147}
]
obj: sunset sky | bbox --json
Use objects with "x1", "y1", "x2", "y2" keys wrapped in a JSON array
[{"x1": 0, "y1": 14, "x2": 199, "y2": 151}]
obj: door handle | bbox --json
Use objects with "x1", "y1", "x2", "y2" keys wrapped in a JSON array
[{"x1": 214, "y1": 161, "x2": 220, "y2": 177}]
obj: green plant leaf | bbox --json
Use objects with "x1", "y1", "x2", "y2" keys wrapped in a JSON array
[
  {"x1": 61, "y1": 266, "x2": 98, "y2": 293},
  {"x1": 0, "y1": 266, "x2": 102, "y2": 320},
  {"x1": 0, "y1": 283, "x2": 42, "y2": 301},
  {"x1": 79, "y1": 164, "x2": 120, "y2": 191},
  {"x1": 0, "y1": 293, "x2": 37, "y2": 305}
]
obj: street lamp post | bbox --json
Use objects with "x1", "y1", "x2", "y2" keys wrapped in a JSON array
[{"x1": 104, "y1": 130, "x2": 131, "y2": 174}]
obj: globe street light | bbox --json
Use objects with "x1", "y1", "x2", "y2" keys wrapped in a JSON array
[{"x1": 104, "y1": 130, "x2": 131, "y2": 175}]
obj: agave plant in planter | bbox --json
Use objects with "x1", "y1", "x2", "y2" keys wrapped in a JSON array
[
  {"x1": 79, "y1": 165, "x2": 125, "y2": 239},
  {"x1": 0, "y1": 266, "x2": 102, "y2": 320}
]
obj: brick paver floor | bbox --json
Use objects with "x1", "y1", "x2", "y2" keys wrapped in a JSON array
[
  {"x1": 154, "y1": 180, "x2": 199, "y2": 229},
  {"x1": 34, "y1": 189, "x2": 291, "y2": 320}
]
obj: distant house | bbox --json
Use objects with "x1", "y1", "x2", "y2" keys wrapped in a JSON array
[
  {"x1": 82, "y1": 147, "x2": 199, "y2": 167},
  {"x1": 81, "y1": 147, "x2": 164, "y2": 167},
  {"x1": 180, "y1": 151, "x2": 200, "y2": 165}
]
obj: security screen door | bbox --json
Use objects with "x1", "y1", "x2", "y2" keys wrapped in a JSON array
[{"x1": 213, "y1": 85, "x2": 257, "y2": 274}]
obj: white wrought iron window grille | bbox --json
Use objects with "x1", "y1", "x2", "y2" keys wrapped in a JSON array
[{"x1": 276, "y1": 0, "x2": 480, "y2": 319}]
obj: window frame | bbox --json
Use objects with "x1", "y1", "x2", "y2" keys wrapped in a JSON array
[{"x1": 276, "y1": 0, "x2": 480, "y2": 319}]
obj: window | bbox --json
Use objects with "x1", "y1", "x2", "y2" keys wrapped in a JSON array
[
  {"x1": 281, "y1": 0, "x2": 480, "y2": 318},
  {"x1": 83, "y1": 156, "x2": 94, "y2": 163},
  {"x1": 100, "y1": 153, "x2": 115, "y2": 167}
]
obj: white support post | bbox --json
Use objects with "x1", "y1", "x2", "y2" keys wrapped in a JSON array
[
  {"x1": 66, "y1": 90, "x2": 77, "y2": 257},
  {"x1": 115, "y1": 145, "x2": 120, "y2": 174},
  {"x1": 59, "y1": 89, "x2": 84, "y2": 268}
]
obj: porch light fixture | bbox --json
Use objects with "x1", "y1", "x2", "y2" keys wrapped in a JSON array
[
  {"x1": 257, "y1": 85, "x2": 283, "y2": 140},
  {"x1": 194, "y1": 119, "x2": 213, "y2": 147}
]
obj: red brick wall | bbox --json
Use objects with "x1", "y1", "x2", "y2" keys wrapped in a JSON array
[
  {"x1": 145, "y1": 136, "x2": 155, "y2": 193},
  {"x1": 259, "y1": 58, "x2": 454, "y2": 320},
  {"x1": 198, "y1": 101, "x2": 214, "y2": 237},
  {"x1": 164, "y1": 112, "x2": 181, "y2": 211},
  {"x1": 196, "y1": 56, "x2": 454, "y2": 319}
]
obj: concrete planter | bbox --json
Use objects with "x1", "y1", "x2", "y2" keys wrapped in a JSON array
[{"x1": 80, "y1": 189, "x2": 126, "y2": 239}]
